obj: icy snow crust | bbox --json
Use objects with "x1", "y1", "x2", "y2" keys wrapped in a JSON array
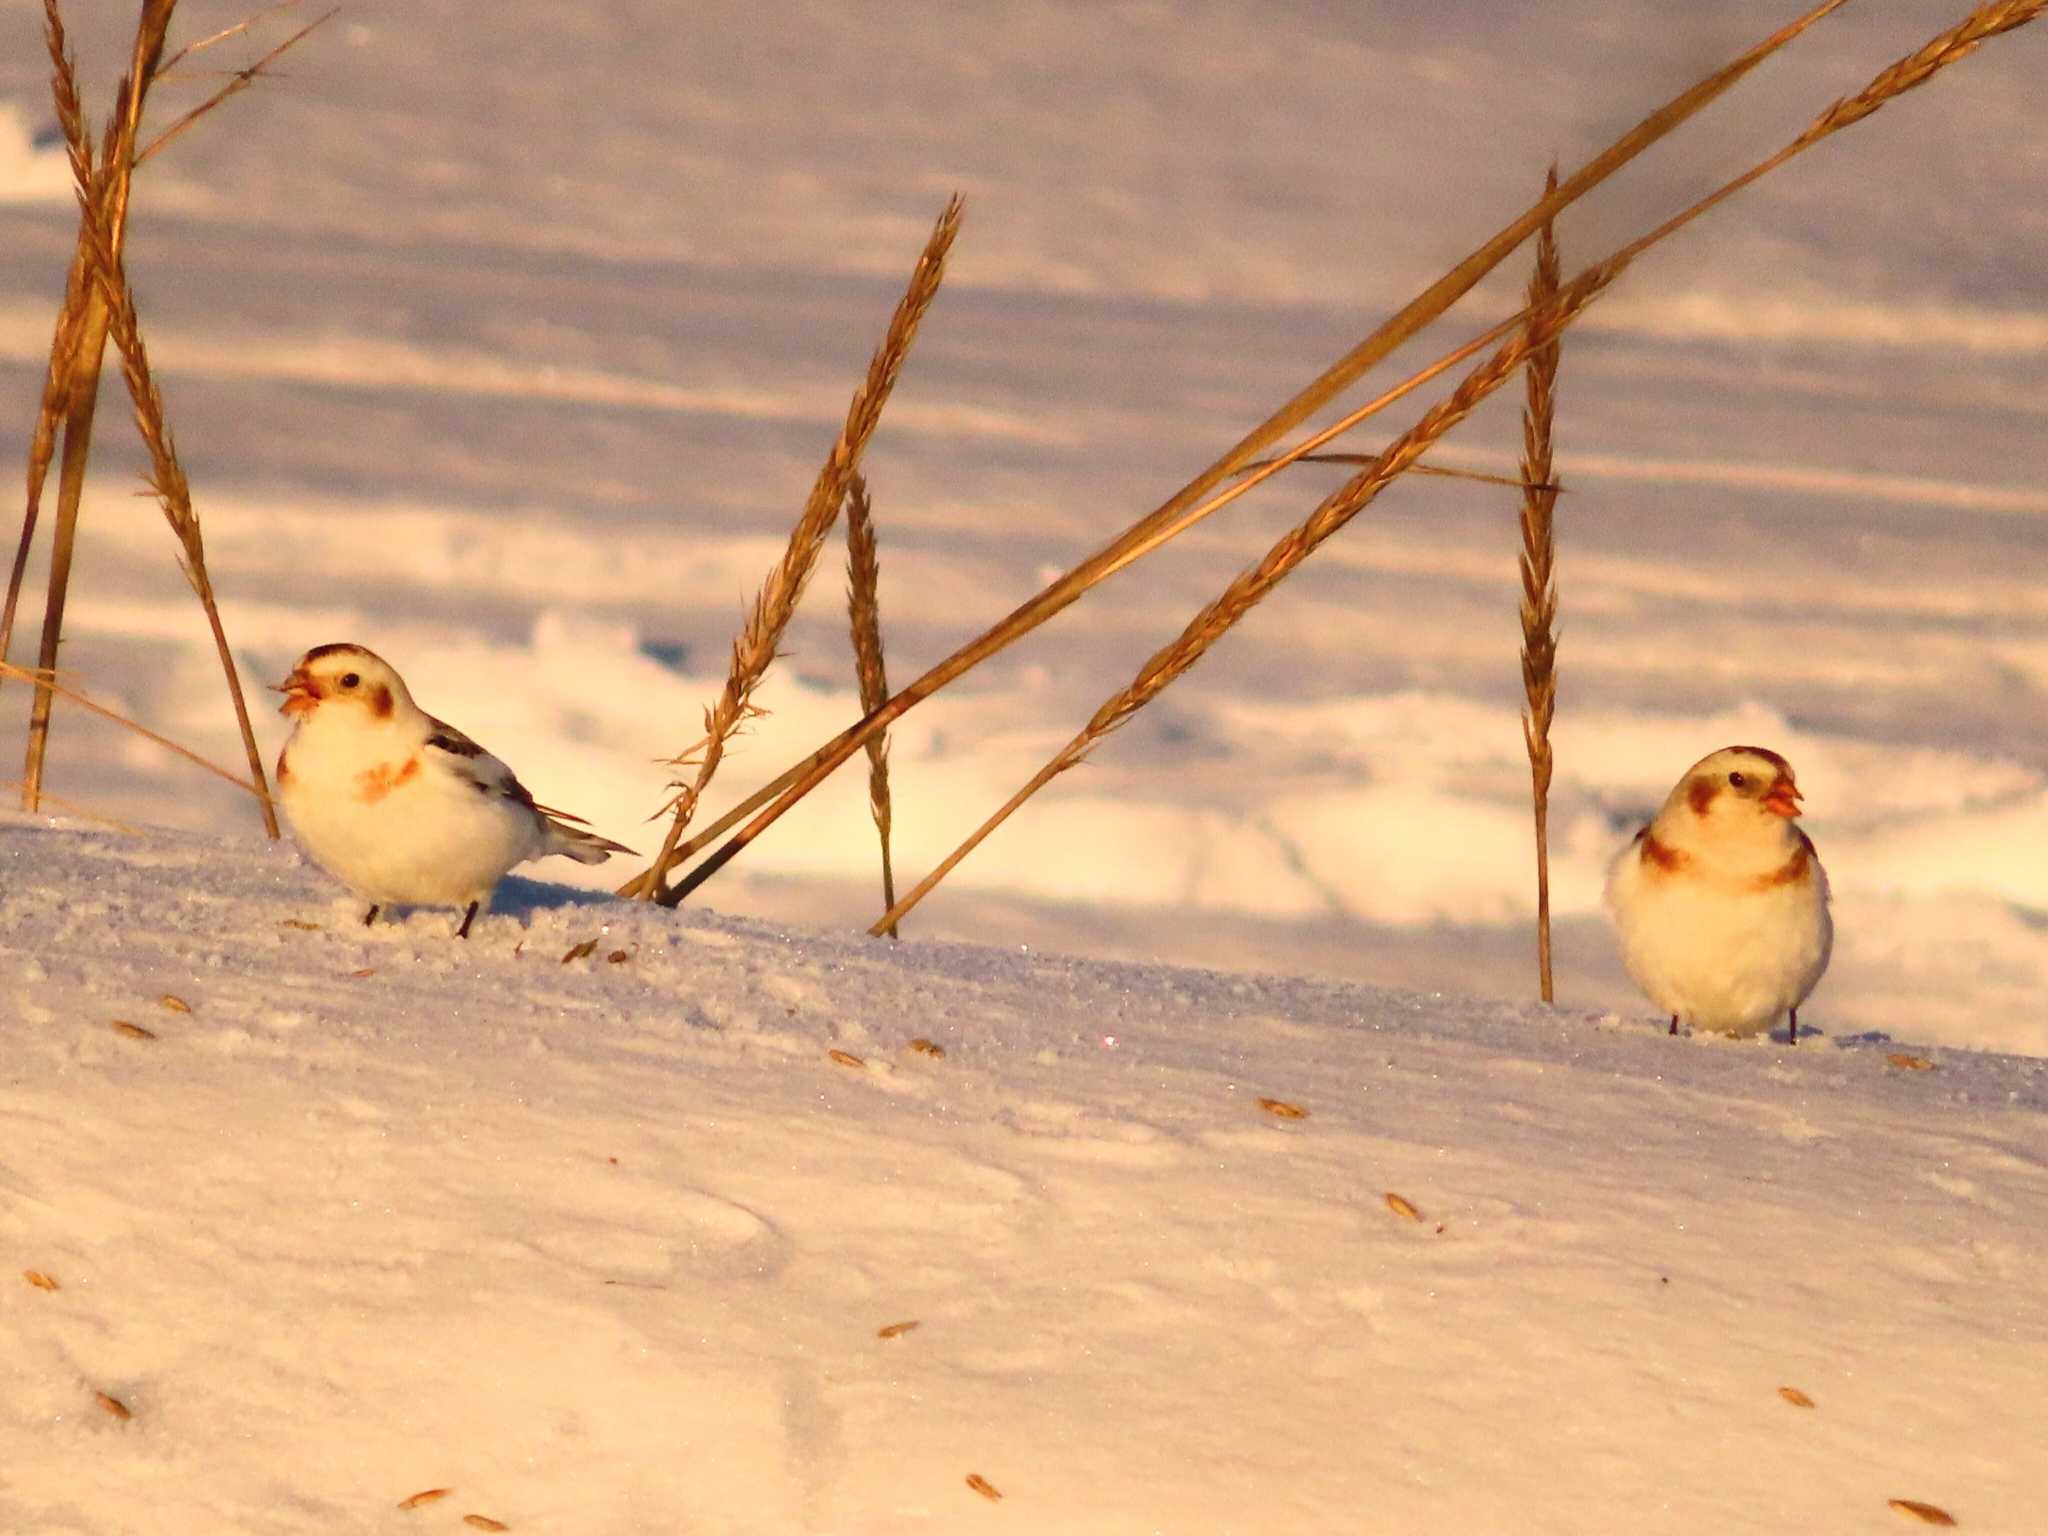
[{"x1": 3, "y1": 817, "x2": 2046, "y2": 1533}]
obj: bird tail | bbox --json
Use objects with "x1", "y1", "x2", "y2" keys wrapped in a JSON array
[{"x1": 542, "y1": 816, "x2": 635, "y2": 866}]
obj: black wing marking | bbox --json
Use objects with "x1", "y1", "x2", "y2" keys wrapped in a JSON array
[{"x1": 423, "y1": 715, "x2": 539, "y2": 811}]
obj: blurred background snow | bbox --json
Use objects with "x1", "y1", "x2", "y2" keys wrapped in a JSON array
[{"x1": 1, "y1": 0, "x2": 2043, "y2": 1050}]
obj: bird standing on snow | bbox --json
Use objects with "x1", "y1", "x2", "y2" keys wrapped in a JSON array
[
  {"x1": 1605, "y1": 745, "x2": 1831, "y2": 1042},
  {"x1": 273, "y1": 644, "x2": 631, "y2": 937}
]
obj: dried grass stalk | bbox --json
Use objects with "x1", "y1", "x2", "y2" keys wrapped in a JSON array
[
  {"x1": 19, "y1": 0, "x2": 173, "y2": 812},
  {"x1": 623, "y1": 196, "x2": 962, "y2": 901},
  {"x1": 84, "y1": 191, "x2": 280, "y2": 835},
  {"x1": 0, "y1": 4, "x2": 94, "y2": 691},
  {"x1": 137, "y1": 6, "x2": 336, "y2": 168},
  {"x1": 871, "y1": 261, "x2": 1628, "y2": 934},
  {"x1": 843, "y1": 474, "x2": 900, "y2": 933},
  {"x1": 1519, "y1": 168, "x2": 1563, "y2": 1006},
  {"x1": 0, "y1": 659, "x2": 269, "y2": 802},
  {"x1": 861, "y1": 0, "x2": 2040, "y2": 930},
  {"x1": 653, "y1": 0, "x2": 1858, "y2": 907}
]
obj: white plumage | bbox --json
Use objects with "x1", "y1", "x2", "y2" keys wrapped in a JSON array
[
  {"x1": 1605, "y1": 745, "x2": 1831, "y2": 1040},
  {"x1": 274, "y1": 644, "x2": 630, "y2": 936}
]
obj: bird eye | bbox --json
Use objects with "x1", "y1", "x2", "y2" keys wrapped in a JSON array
[
  {"x1": 340, "y1": 672, "x2": 360, "y2": 689},
  {"x1": 1728, "y1": 771, "x2": 1747, "y2": 788}
]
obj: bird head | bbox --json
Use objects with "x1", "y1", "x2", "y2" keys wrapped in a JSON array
[
  {"x1": 1665, "y1": 744, "x2": 1805, "y2": 836},
  {"x1": 274, "y1": 644, "x2": 412, "y2": 724}
]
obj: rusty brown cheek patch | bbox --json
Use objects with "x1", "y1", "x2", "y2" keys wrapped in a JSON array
[
  {"x1": 1687, "y1": 777, "x2": 1719, "y2": 816},
  {"x1": 371, "y1": 684, "x2": 394, "y2": 719},
  {"x1": 1639, "y1": 832, "x2": 1688, "y2": 872},
  {"x1": 1755, "y1": 841, "x2": 1811, "y2": 889},
  {"x1": 355, "y1": 756, "x2": 422, "y2": 803}
]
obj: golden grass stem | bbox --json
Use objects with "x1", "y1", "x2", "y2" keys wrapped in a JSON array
[
  {"x1": 622, "y1": 196, "x2": 962, "y2": 900},
  {"x1": 1519, "y1": 168, "x2": 1563, "y2": 1007},
  {"x1": 0, "y1": 6, "x2": 93, "y2": 698},
  {"x1": 843, "y1": 474, "x2": 900, "y2": 934},
  {"x1": 82, "y1": 170, "x2": 280, "y2": 835},
  {"x1": 0, "y1": 779, "x2": 145, "y2": 835},
  {"x1": 652, "y1": 0, "x2": 1858, "y2": 908},
  {"x1": 1239, "y1": 452, "x2": 1554, "y2": 493},
  {"x1": 21, "y1": 0, "x2": 173, "y2": 814},
  {"x1": 0, "y1": 659, "x2": 269, "y2": 803},
  {"x1": 863, "y1": 0, "x2": 2041, "y2": 931},
  {"x1": 136, "y1": 7, "x2": 336, "y2": 168},
  {"x1": 871, "y1": 260, "x2": 1628, "y2": 936}
]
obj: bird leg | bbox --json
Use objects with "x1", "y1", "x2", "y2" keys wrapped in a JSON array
[
  {"x1": 361, "y1": 904, "x2": 380, "y2": 927},
  {"x1": 456, "y1": 900, "x2": 479, "y2": 940},
  {"x1": 1669, "y1": 1016, "x2": 1679, "y2": 1037},
  {"x1": 1788, "y1": 1008, "x2": 1798, "y2": 1046}
]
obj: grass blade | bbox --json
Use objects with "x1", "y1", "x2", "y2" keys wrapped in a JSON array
[
  {"x1": 623, "y1": 196, "x2": 962, "y2": 899},
  {"x1": 654, "y1": 0, "x2": 1861, "y2": 905},
  {"x1": 1519, "y1": 168, "x2": 1563, "y2": 1006},
  {"x1": 843, "y1": 474, "x2": 900, "y2": 934}
]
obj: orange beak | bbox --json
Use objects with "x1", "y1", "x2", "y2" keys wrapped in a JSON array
[
  {"x1": 1762, "y1": 776, "x2": 1803, "y2": 819},
  {"x1": 273, "y1": 666, "x2": 319, "y2": 718}
]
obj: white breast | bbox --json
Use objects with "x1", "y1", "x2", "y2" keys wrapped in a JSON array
[
  {"x1": 279, "y1": 716, "x2": 545, "y2": 907},
  {"x1": 1606, "y1": 841, "x2": 1832, "y2": 1036}
]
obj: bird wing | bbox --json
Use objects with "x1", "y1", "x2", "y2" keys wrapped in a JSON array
[{"x1": 422, "y1": 715, "x2": 541, "y2": 814}]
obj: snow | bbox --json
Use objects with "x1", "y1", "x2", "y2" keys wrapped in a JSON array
[{"x1": 4, "y1": 815, "x2": 2046, "y2": 1533}]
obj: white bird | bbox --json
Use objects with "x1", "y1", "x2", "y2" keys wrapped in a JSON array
[
  {"x1": 273, "y1": 643, "x2": 631, "y2": 937},
  {"x1": 1605, "y1": 745, "x2": 1831, "y2": 1042}
]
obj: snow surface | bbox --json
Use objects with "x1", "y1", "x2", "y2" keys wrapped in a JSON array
[
  {"x1": 4, "y1": 814, "x2": 2047, "y2": 1534},
  {"x1": 1, "y1": 1, "x2": 2045, "y2": 1051}
]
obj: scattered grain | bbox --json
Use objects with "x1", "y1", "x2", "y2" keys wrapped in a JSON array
[
  {"x1": 965, "y1": 1473, "x2": 1002, "y2": 1502},
  {"x1": 560, "y1": 939, "x2": 599, "y2": 964},
  {"x1": 24, "y1": 1270, "x2": 60, "y2": 1291},
  {"x1": 1887, "y1": 1054, "x2": 1936, "y2": 1072},
  {"x1": 157, "y1": 993, "x2": 191, "y2": 1012},
  {"x1": 1778, "y1": 1386, "x2": 1815, "y2": 1408},
  {"x1": 1385, "y1": 1192, "x2": 1423, "y2": 1222},
  {"x1": 95, "y1": 1391, "x2": 132, "y2": 1420},
  {"x1": 908, "y1": 1037, "x2": 946, "y2": 1058},
  {"x1": 397, "y1": 1488, "x2": 451, "y2": 1510},
  {"x1": 110, "y1": 1020, "x2": 156, "y2": 1040},
  {"x1": 1257, "y1": 1097, "x2": 1307, "y2": 1119},
  {"x1": 877, "y1": 1320, "x2": 920, "y2": 1339},
  {"x1": 1887, "y1": 1498, "x2": 1956, "y2": 1526},
  {"x1": 828, "y1": 1049, "x2": 866, "y2": 1070}
]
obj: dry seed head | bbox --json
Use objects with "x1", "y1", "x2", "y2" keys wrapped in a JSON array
[{"x1": 1886, "y1": 1499, "x2": 1956, "y2": 1526}]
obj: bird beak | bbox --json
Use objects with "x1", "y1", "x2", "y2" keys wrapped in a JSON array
[
  {"x1": 1762, "y1": 777, "x2": 1803, "y2": 818},
  {"x1": 273, "y1": 666, "x2": 318, "y2": 718}
]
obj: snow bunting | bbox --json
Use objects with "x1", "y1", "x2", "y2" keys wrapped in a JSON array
[
  {"x1": 1605, "y1": 745, "x2": 1831, "y2": 1041},
  {"x1": 273, "y1": 643, "x2": 631, "y2": 936}
]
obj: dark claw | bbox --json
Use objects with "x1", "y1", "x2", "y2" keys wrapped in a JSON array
[
  {"x1": 361, "y1": 904, "x2": 380, "y2": 927},
  {"x1": 456, "y1": 900, "x2": 479, "y2": 940}
]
